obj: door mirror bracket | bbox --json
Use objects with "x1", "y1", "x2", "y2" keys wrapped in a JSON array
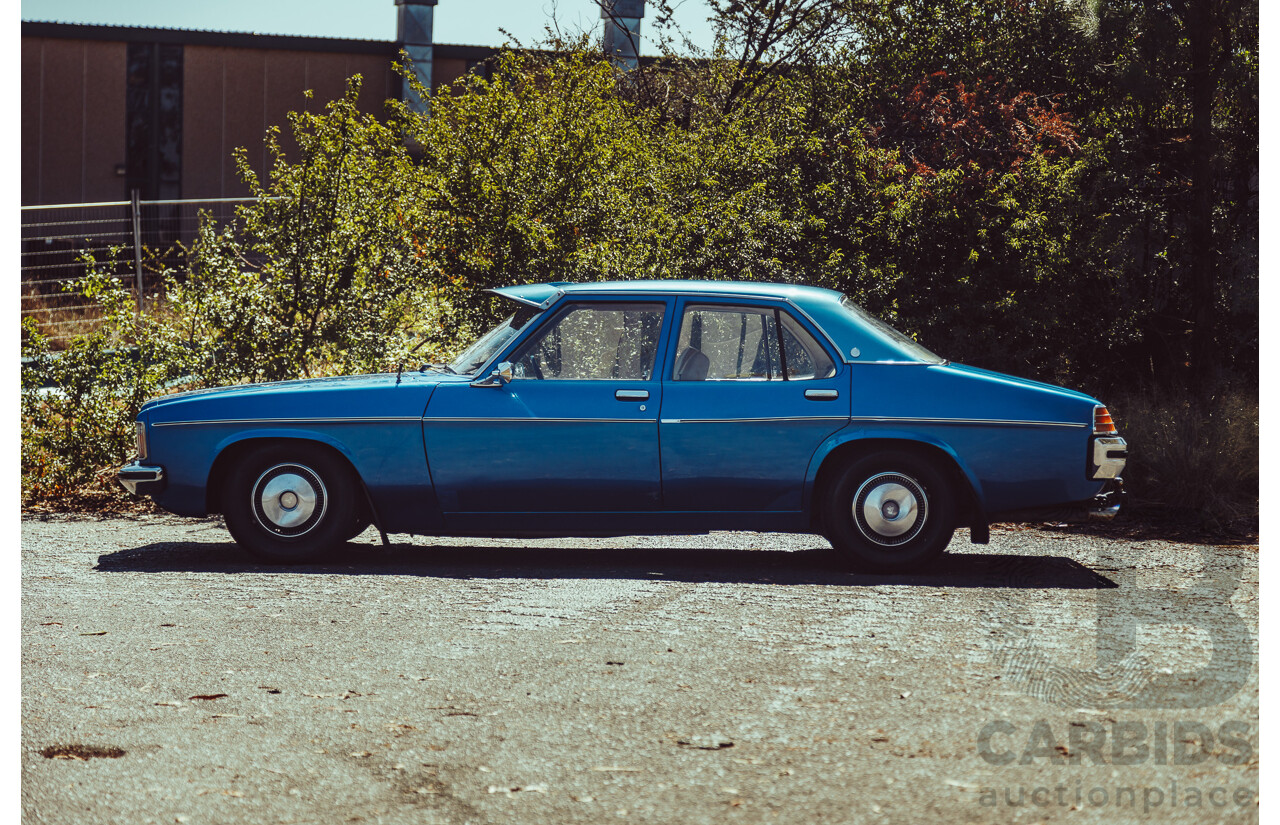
[{"x1": 471, "y1": 361, "x2": 513, "y2": 388}]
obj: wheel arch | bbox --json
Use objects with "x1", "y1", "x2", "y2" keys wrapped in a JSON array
[
  {"x1": 205, "y1": 433, "x2": 372, "y2": 524},
  {"x1": 806, "y1": 434, "x2": 988, "y2": 542}
]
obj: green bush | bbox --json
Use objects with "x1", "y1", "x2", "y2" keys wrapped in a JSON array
[
  {"x1": 18, "y1": 23, "x2": 1255, "y2": 529},
  {"x1": 20, "y1": 264, "x2": 202, "y2": 502},
  {"x1": 1108, "y1": 389, "x2": 1259, "y2": 531}
]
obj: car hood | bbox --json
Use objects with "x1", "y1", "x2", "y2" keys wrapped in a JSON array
[{"x1": 140, "y1": 371, "x2": 468, "y2": 423}]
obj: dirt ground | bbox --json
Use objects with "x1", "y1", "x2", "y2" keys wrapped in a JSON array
[{"x1": 21, "y1": 514, "x2": 1258, "y2": 824}]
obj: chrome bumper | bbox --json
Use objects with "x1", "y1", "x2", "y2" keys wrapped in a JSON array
[
  {"x1": 118, "y1": 462, "x2": 165, "y2": 496},
  {"x1": 1091, "y1": 436, "x2": 1128, "y2": 480},
  {"x1": 1087, "y1": 478, "x2": 1125, "y2": 520}
]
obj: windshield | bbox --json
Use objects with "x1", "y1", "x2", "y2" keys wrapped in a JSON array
[
  {"x1": 448, "y1": 307, "x2": 541, "y2": 375},
  {"x1": 839, "y1": 297, "x2": 946, "y2": 364}
]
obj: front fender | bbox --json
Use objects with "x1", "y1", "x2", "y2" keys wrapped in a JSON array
[{"x1": 211, "y1": 427, "x2": 360, "y2": 467}]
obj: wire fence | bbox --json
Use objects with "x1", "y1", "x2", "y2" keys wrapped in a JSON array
[{"x1": 20, "y1": 194, "x2": 256, "y2": 345}]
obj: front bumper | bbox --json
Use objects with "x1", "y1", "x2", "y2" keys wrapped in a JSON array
[{"x1": 118, "y1": 461, "x2": 166, "y2": 497}]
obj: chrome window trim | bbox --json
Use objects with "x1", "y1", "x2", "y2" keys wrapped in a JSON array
[
  {"x1": 152, "y1": 416, "x2": 423, "y2": 427},
  {"x1": 477, "y1": 295, "x2": 670, "y2": 381},
  {"x1": 540, "y1": 290, "x2": 853, "y2": 364},
  {"x1": 488, "y1": 287, "x2": 943, "y2": 366},
  {"x1": 850, "y1": 416, "x2": 1087, "y2": 429}
]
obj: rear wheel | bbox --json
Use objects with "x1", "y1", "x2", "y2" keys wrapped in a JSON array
[
  {"x1": 822, "y1": 450, "x2": 956, "y2": 572},
  {"x1": 223, "y1": 444, "x2": 359, "y2": 563},
  {"x1": 343, "y1": 514, "x2": 373, "y2": 539}
]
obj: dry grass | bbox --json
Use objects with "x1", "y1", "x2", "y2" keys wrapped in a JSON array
[{"x1": 1108, "y1": 388, "x2": 1258, "y2": 535}]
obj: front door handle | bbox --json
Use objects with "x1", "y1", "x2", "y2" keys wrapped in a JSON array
[
  {"x1": 804, "y1": 389, "x2": 839, "y2": 400},
  {"x1": 615, "y1": 390, "x2": 649, "y2": 401}
]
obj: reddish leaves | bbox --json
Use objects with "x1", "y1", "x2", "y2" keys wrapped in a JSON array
[{"x1": 869, "y1": 71, "x2": 1080, "y2": 178}]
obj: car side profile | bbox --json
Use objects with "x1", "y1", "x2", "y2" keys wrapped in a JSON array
[{"x1": 118, "y1": 280, "x2": 1126, "y2": 571}]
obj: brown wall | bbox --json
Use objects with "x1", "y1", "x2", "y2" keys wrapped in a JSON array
[
  {"x1": 21, "y1": 26, "x2": 488, "y2": 207},
  {"x1": 22, "y1": 38, "x2": 128, "y2": 205},
  {"x1": 433, "y1": 56, "x2": 470, "y2": 89},
  {"x1": 182, "y1": 46, "x2": 398, "y2": 198}
]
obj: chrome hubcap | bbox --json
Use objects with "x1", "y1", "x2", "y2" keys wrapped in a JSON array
[
  {"x1": 853, "y1": 473, "x2": 927, "y2": 547},
  {"x1": 252, "y1": 464, "x2": 326, "y2": 537}
]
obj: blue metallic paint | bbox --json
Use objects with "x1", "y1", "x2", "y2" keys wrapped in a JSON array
[{"x1": 130, "y1": 280, "x2": 1117, "y2": 541}]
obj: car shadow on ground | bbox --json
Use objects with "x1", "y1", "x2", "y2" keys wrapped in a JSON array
[{"x1": 96, "y1": 541, "x2": 1116, "y2": 589}]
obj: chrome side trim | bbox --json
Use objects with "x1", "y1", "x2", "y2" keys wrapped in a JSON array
[
  {"x1": 152, "y1": 416, "x2": 423, "y2": 427},
  {"x1": 429, "y1": 417, "x2": 654, "y2": 423},
  {"x1": 850, "y1": 416, "x2": 1088, "y2": 429},
  {"x1": 660, "y1": 416, "x2": 849, "y2": 424}
]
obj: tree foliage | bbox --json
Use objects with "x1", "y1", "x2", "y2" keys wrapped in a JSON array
[{"x1": 21, "y1": 0, "x2": 1256, "y2": 516}]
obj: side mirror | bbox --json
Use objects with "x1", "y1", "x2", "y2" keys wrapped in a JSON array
[{"x1": 471, "y1": 361, "x2": 513, "y2": 388}]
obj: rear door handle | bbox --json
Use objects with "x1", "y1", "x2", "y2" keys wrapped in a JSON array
[
  {"x1": 804, "y1": 389, "x2": 839, "y2": 400},
  {"x1": 615, "y1": 390, "x2": 649, "y2": 401}
]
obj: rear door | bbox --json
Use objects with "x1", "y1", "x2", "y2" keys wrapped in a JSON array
[{"x1": 658, "y1": 299, "x2": 850, "y2": 513}]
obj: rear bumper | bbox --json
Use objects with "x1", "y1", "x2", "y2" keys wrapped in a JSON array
[
  {"x1": 1086, "y1": 477, "x2": 1125, "y2": 520},
  {"x1": 989, "y1": 477, "x2": 1125, "y2": 524},
  {"x1": 118, "y1": 461, "x2": 166, "y2": 497},
  {"x1": 1090, "y1": 436, "x2": 1128, "y2": 480}
]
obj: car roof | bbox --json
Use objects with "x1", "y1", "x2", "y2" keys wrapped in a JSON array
[
  {"x1": 489, "y1": 279, "x2": 843, "y2": 307},
  {"x1": 487, "y1": 280, "x2": 939, "y2": 364}
]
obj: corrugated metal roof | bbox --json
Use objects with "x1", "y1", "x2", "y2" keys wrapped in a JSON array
[
  {"x1": 23, "y1": 19, "x2": 389, "y2": 42},
  {"x1": 21, "y1": 20, "x2": 497, "y2": 57}
]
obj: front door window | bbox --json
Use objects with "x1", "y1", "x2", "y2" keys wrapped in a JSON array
[{"x1": 511, "y1": 302, "x2": 665, "y2": 380}]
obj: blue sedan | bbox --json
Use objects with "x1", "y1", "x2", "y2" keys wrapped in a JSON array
[{"x1": 118, "y1": 280, "x2": 1126, "y2": 570}]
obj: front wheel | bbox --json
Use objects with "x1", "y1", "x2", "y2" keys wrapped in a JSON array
[
  {"x1": 223, "y1": 444, "x2": 360, "y2": 563},
  {"x1": 823, "y1": 451, "x2": 956, "y2": 572}
]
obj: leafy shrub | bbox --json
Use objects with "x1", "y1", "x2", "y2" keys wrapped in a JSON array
[
  {"x1": 18, "y1": 26, "x2": 1255, "y2": 530},
  {"x1": 1108, "y1": 389, "x2": 1259, "y2": 531},
  {"x1": 20, "y1": 264, "x2": 202, "y2": 502}
]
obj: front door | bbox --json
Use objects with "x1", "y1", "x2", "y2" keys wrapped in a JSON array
[{"x1": 424, "y1": 299, "x2": 671, "y2": 529}]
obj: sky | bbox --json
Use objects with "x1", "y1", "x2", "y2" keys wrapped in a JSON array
[{"x1": 19, "y1": 0, "x2": 720, "y2": 55}]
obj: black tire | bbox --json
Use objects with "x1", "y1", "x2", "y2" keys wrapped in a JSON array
[
  {"x1": 343, "y1": 511, "x2": 373, "y2": 542},
  {"x1": 822, "y1": 450, "x2": 956, "y2": 572},
  {"x1": 223, "y1": 443, "x2": 360, "y2": 563}
]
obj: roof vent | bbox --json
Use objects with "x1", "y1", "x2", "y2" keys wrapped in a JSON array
[
  {"x1": 396, "y1": 0, "x2": 438, "y2": 113},
  {"x1": 600, "y1": 0, "x2": 644, "y2": 71}
]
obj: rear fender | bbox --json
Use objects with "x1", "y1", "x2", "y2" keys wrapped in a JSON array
[{"x1": 803, "y1": 426, "x2": 988, "y2": 536}]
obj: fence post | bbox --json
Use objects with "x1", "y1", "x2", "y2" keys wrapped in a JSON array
[{"x1": 130, "y1": 188, "x2": 144, "y2": 319}]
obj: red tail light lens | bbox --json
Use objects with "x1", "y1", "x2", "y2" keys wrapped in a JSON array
[{"x1": 1093, "y1": 406, "x2": 1117, "y2": 434}]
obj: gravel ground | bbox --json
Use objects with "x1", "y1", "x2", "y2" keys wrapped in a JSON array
[{"x1": 21, "y1": 514, "x2": 1258, "y2": 824}]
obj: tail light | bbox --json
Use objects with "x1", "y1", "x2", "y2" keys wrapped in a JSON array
[{"x1": 1093, "y1": 406, "x2": 1117, "y2": 435}]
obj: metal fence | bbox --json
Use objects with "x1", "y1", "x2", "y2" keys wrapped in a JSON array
[{"x1": 20, "y1": 193, "x2": 255, "y2": 344}]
